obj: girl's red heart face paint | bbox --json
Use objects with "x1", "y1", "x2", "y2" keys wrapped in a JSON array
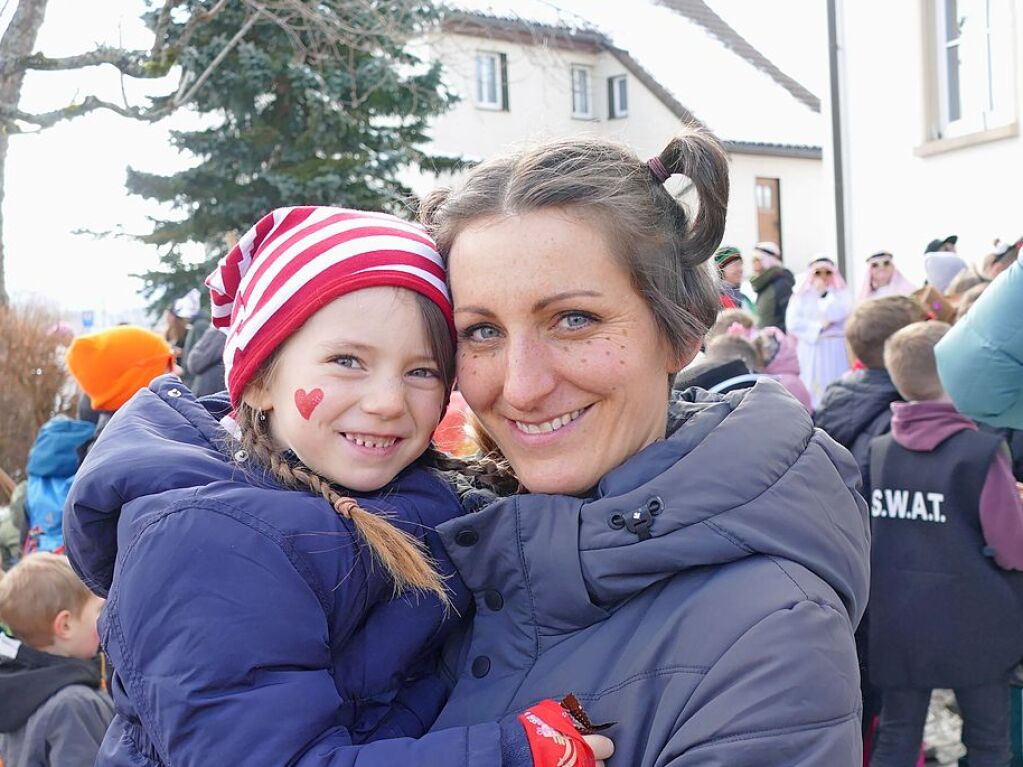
[
  {"x1": 294, "y1": 388, "x2": 324, "y2": 420},
  {"x1": 244, "y1": 287, "x2": 446, "y2": 492}
]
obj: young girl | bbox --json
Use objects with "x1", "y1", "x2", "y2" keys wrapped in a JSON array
[{"x1": 63, "y1": 207, "x2": 610, "y2": 767}]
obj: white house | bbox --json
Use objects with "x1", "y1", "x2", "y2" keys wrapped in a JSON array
[
  {"x1": 828, "y1": 0, "x2": 1021, "y2": 293},
  {"x1": 410, "y1": 1, "x2": 829, "y2": 273}
]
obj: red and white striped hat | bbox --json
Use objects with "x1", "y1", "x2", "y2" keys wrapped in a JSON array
[{"x1": 206, "y1": 206, "x2": 453, "y2": 407}]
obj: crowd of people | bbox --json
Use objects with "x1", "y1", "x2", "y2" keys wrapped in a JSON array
[{"x1": 0, "y1": 124, "x2": 1021, "y2": 767}]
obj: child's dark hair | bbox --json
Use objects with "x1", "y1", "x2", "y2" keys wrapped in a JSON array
[
  {"x1": 845, "y1": 295, "x2": 928, "y2": 369},
  {"x1": 234, "y1": 294, "x2": 457, "y2": 603}
]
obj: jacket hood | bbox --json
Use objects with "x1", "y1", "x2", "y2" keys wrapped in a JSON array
[
  {"x1": 26, "y1": 418, "x2": 96, "y2": 478},
  {"x1": 751, "y1": 266, "x2": 795, "y2": 293},
  {"x1": 890, "y1": 400, "x2": 976, "y2": 451},
  {"x1": 814, "y1": 368, "x2": 901, "y2": 445},
  {"x1": 761, "y1": 326, "x2": 800, "y2": 377},
  {"x1": 443, "y1": 379, "x2": 869, "y2": 629},
  {"x1": 0, "y1": 635, "x2": 101, "y2": 732},
  {"x1": 64, "y1": 376, "x2": 243, "y2": 597}
]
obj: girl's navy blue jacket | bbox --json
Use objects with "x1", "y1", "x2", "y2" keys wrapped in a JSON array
[{"x1": 63, "y1": 376, "x2": 513, "y2": 766}]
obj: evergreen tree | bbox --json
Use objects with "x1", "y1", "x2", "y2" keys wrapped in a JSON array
[{"x1": 128, "y1": 0, "x2": 460, "y2": 310}]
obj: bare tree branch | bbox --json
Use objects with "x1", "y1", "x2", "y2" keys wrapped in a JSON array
[
  {"x1": 0, "y1": 95, "x2": 165, "y2": 130},
  {"x1": 0, "y1": 46, "x2": 161, "y2": 78}
]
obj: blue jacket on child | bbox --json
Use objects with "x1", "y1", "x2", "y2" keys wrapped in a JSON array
[
  {"x1": 64, "y1": 376, "x2": 522, "y2": 767},
  {"x1": 24, "y1": 417, "x2": 95, "y2": 552}
]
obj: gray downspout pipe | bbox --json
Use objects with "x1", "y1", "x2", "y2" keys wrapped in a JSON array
[{"x1": 827, "y1": 0, "x2": 847, "y2": 276}]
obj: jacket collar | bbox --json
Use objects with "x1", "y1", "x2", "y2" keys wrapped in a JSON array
[{"x1": 441, "y1": 380, "x2": 868, "y2": 632}]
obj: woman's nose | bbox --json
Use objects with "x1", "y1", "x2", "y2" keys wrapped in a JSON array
[{"x1": 500, "y1": 335, "x2": 558, "y2": 411}]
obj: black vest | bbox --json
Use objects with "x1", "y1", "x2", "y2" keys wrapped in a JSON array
[{"x1": 868, "y1": 428, "x2": 1023, "y2": 688}]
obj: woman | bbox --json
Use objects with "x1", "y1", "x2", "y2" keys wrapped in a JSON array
[
  {"x1": 786, "y1": 257, "x2": 854, "y2": 408},
  {"x1": 750, "y1": 241, "x2": 795, "y2": 330},
  {"x1": 421, "y1": 131, "x2": 870, "y2": 765},
  {"x1": 714, "y1": 246, "x2": 755, "y2": 313},
  {"x1": 857, "y1": 250, "x2": 916, "y2": 303}
]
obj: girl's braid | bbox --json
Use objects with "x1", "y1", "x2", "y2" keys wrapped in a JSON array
[{"x1": 234, "y1": 404, "x2": 448, "y2": 604}]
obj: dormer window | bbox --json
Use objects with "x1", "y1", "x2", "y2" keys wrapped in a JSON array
[
  {"x1": 608, "y1": 75, "x2": 628, "y2": 118},
  {"x1": 476, "y1": 51, "x2": 508, "y2": 111},
  {"x1": 571, "y1": 65, "x2": 593, "y2": 118}
]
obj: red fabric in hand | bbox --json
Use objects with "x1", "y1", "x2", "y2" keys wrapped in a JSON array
[{"x1": 518, "y1": 699, "x2": 595, "y2": 767}]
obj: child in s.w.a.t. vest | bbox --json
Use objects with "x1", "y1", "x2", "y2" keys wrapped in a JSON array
[{"x1": 867, "y1": 321, "x2": 1023, "y2": 767}]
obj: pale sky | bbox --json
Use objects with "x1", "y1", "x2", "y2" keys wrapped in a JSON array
[{"x1": 1, "y1": 0, "x2": 826, "y2": 326}]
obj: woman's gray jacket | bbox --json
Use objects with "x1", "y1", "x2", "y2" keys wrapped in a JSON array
[{"x1": 433, "y1": 379, "x2": 870, "y2": 766}]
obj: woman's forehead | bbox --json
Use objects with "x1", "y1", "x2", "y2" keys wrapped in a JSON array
[{"x1": 447, "y1": 210, "x2": 630, "y2": 300}]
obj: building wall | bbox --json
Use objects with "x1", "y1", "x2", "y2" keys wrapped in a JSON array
[
  {"x1": 724, "y1": 153, "x2": 825, "y2": 275},
  {"x1": 836, "y1": 0, "x2": 1023, "y2": 291},
  {"x1": 409, "y1": 30, "x2": 827, "y2": 279}
]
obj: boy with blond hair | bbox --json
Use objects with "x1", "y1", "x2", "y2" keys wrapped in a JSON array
[
  {"x1": 867, "y1": 322, "x2": 1023, "y2": 767},
  {"x1": 0, "y1": 552, "x2": 112, "y2": 766}
]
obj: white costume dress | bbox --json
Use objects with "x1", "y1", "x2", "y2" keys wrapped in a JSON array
[{"x1": 786, "y1": 271, "x2": 853, "y2": 409}]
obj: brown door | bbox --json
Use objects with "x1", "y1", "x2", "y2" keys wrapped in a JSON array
[{"x1": 755, "y1": 177, "x2": 782, "y2": 248}]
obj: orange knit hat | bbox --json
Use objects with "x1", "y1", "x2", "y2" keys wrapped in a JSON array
[{"x1": 65, "y1": 326, "x2": 174, "y2": 411}]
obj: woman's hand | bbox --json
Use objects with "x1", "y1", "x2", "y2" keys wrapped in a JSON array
[{"x1": 584, "y1": 734, "x2": 615, "y2": 765}]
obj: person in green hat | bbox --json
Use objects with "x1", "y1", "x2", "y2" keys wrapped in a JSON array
[{"x1": 715, "y1": 246, "x2": 756, "y2": 315}]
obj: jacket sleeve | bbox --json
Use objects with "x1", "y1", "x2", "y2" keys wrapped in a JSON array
[
  {"x1": 185, "y1": 326, "x2": 226, "y2": 377},
  {"x1": 655, "y1": 599, "x2": 862, "y2": 766},
  {"x1": 756, "y1": 287, "x2": 776, "y2": 329},
  {"x1": 108, "y1": 499, "x2": 523, "y2": 767},
  {"x1": 978, "y1": 448, "x2": 1023, "y2": 570},
  {"x1": 936, "y1": 259, "x2": 1023, "y2": 429}
]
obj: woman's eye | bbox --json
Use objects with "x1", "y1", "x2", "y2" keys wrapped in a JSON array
[
  {"x1": 332, "y1": 355, "x2": 363, "y2": 370},
  {"x1": 461, "y1": 324, "x2": 501, "y2": 342},
  {"x1": 558, "y1": 312, "x2": 596, "y2": 330}
]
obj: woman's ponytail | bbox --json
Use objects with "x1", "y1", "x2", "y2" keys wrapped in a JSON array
[{"x1": 653, "y1": 125, "x2": 730, "y2": 268}]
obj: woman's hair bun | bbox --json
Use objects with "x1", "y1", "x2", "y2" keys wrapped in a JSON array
[{"x1": 655, "y1": 125, "x2": 730, "y2": 269}]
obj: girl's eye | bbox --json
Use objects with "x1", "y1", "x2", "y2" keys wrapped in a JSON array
[
  {"x1": 408, "y1": 367, "x2": 440, "y2": 379},
  {"x1": 461, "y1": 324, "x2": 501, "y2": 342},
  {"x1": 332, "y1": 355, "x2": 363, "y2": 370},
  {"x1": 557, "y1": 312, "x2": 596, "y2": 330}
]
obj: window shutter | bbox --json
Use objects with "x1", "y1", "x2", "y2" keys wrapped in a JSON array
[
  {"x1": 500, "y1": 53, "x2": 509, "y2": 112},
  {"x1": 608, "y1": 77, "x2": 615, "y2": 118}
]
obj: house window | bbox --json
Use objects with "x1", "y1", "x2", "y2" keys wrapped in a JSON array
[
  {"x1": 571, "y1": 65, "x2": 593, "y2": 118},
  {"x1": 475, "y1": 51, "x2": 508, "y2": 111},
  {"x1": 933, "y1": 0, "x2": 1015, "y2": 138},
  {"x1": 608, "y1": 75, "x2": 628, "y2": 118}
]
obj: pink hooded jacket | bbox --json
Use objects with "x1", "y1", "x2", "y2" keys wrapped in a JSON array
[{"x1": 760, "y1": 327, "x2": 814, "y2": 414}]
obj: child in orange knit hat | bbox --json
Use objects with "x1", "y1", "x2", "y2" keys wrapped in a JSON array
[{"x1": 65, "y1": 326, "x2": 175, "y2": 412}]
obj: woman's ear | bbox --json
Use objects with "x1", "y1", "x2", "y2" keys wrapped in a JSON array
[{"x1": 667, "y1": 337, "x2": 701, "y2": 375}]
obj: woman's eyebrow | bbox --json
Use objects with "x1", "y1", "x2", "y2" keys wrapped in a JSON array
[
  {"x1": 454, "y1": 305, "x2": 496, "y2": 316},
  {"x1": 453, "y1": 290, "x2": 603, "y2": 316},
  {"x1": 532, "y1": 290, "x2": 603, "y2": 312}
]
